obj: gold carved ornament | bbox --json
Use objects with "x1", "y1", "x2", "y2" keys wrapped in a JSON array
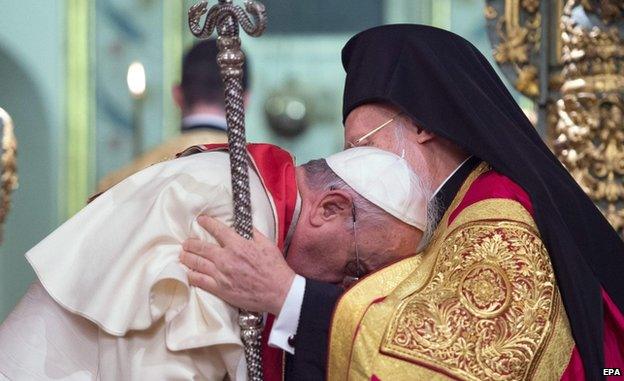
[
  {"x1": 553, "y1": 1, "x2": 624, "y2": 235},
  {"x1": 581, "y1": 0, "x2": 624, "y2": 24},
  {"x1": 0, "y1": 107, "x2": 18, "y2": 243},
  {"x1": 380, "y1": 220, "x2": 558, "y2": 381},
  {"x1": 486, "y1": 0, "x2": 624, "y2": 236},
  {"x1": 485, "y1": 0, "x2": 542, "y2": 98}
]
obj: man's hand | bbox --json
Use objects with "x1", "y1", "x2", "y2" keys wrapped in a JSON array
[{"x1": 180, "y1": 215, "x2": 296, "y2": 315}]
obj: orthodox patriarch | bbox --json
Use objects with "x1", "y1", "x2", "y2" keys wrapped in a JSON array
[{"x1": 324, "y1": 25, "x2": 624, "y2": 381}]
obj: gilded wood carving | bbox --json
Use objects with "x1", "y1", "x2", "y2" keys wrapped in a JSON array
[
  {"x1": 0, "y1": 107, "x2": 18, "y2": 243},
  {"x1": 553, "y1": 1, "x2": 624, "y2": 235},
  {"x1": 485, "y1": 0, "x2": 543, "y2": 98},
  {"x1": 486, "y1": 0, "x2": 624, "y2": 237}
]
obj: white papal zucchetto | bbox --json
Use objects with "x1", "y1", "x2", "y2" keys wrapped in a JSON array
[{"x1": 325, "y1": 147, "x2": 427, "y2": 231}]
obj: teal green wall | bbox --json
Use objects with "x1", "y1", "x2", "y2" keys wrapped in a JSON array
[
  {"x1": 95, "y1": 0, "x2": 174, "y2": 180},
  {"x1": 0, "y1": 1, "x2": 65, "y2": 320},
  {"x1": 242, "y1": 35, "x2": 350, "y2": 163}
]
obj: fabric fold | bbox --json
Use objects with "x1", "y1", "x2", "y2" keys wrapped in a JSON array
[{"x1": 26, "y1": 152, "x2": 275, "y2": 353}]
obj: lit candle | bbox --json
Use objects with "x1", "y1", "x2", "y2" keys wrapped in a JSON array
[{"x1": 126, "y1": 61, "x2": 146, "y2": 157}]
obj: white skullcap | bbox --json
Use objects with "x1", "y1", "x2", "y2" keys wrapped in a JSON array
[{"x1": 325, "y1": 147, "x2": 427, "y2": 230}]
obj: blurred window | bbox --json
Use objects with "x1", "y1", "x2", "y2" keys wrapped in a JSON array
[{"x1": 262, "y1": 0, "x2": 382, "y2": 33}]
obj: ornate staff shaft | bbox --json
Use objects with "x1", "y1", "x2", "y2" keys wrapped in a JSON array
[{"x1": 189, "y1": 1, "x2": 267, "y2": 380}]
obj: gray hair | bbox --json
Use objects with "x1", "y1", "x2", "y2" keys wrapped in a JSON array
[{"x1": 301, "y1": 159, "x2": 389, "y2": 232}]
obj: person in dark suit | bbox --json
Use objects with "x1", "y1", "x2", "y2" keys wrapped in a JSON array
[{"x1": 98, "y1": 39, "x2": 250, "y2": 191}]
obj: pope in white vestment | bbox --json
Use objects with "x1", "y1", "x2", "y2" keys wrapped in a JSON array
[
  {"x1": 1, "y1": 150, "x2": 272, "y2": 380},
  {"x1": 0, "y1": 144, "x2": 427, "y2": 381}
]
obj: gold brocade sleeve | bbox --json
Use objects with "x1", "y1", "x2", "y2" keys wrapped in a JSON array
[
  {"x1": 334, "y1": 199, "x2": 575, "y2": 381},
  {"x1": 327, "y1": 255, "x2": 424, "y2": 380}
]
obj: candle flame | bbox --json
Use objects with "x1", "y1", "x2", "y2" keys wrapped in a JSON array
[{"x1": 127, "y1": 61, "x2": 146, "y2": 98}]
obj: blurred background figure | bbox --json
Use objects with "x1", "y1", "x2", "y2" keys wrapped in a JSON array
[{"x1": 97, "y1": 39, "x2": 249, "y2": 190}]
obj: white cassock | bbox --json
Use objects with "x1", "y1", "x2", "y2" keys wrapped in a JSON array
[{"x1": 0, "y1": 151, "x2": 277, "y2": 380}]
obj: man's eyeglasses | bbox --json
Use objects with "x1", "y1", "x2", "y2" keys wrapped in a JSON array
[
  {"x1": 347, "y1": 112, "x2": 403, "y2": 148},
  {"x1": 327, "y1": 185, "x2": 367, "y2": 288},
  {"x1": 342, "y1": 202, "x2": 366, "y2": 289}
]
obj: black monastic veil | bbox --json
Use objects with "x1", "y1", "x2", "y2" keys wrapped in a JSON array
[{"x1": 341, "y1": 24, "x2": 624, "y2": 379}]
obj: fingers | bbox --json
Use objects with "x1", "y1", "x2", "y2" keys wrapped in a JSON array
[
  {"x1": 196, "y1": 215, "x2": 272, "y2": 248},
  {"x1": 182, "y1": 238, "x2": 220, "y2": 257},
  {"x1": 188, "y1": 270, "x2": 218, "y2": 293},
  {"x1": 180, "y1": 251, "x2": 217, "y2": 275},
  {"x1": 196, "y1": 215, "x2": 240, "y2": 246},
  {"x1": 181, "y1": 250, "x2": 227, "y2": 297}
]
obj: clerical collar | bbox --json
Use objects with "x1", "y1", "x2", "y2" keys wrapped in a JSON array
[
  {"x1": 181, "y1": 113, "x2": 227, "y2": 131},
  {"x1": 432, "y1": 156, "x2": 482, "y2": 219}
]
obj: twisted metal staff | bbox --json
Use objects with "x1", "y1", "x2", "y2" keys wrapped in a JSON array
[
  {"x1": 189, "y1": 1, "x2": 267, "y2": 380},
  {"x1": 0, "y1": 107, "x2": 18, "y2": 244}
]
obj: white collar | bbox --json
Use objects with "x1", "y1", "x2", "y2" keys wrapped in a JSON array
[
  {"x1": 431, "y1": 156, "x2": 473, "y2": 199},
  {"x1": 181, "y1": 113, "x2": 227, "y2": 130}
]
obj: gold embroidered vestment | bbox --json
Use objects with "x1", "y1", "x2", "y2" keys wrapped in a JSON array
[{"x1": 328, "y1": 165, "x2": 575, "y2": 381}]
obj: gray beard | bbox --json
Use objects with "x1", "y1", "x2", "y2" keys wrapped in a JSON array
[
  {"x1": 391, "y1": 121, "x2": 441, "y2": 253},
  {"x1": 416, "y1": 195, "x2": 443, "y2": 253}
]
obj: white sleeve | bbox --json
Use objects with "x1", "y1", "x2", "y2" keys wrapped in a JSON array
[
  {"x1": 0, "y1": 281, "x2": 99, "y2": 380},
  {"x1": 25, "y1": 152, "x2": 275, "y2": 349},
  {"x1": 26, "y1": 154, "x2": 227, "y2": 336},
  {"x1": 268, "y1": 275, "x2": 306, "y2": 354}
]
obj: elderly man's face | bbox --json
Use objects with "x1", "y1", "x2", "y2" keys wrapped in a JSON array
[
  {"x1": 341, "y1": 217, "x2": 421, "y2": 279},
  {"x1": 344, "y1": 103, "x2": 404, "y2": 152},
  {"x1": 344, "y1": 103, "x2": 431, "y2": 189},
  {"x1": 285, "y1": 166, "x2": 421, "y2": 284}
]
